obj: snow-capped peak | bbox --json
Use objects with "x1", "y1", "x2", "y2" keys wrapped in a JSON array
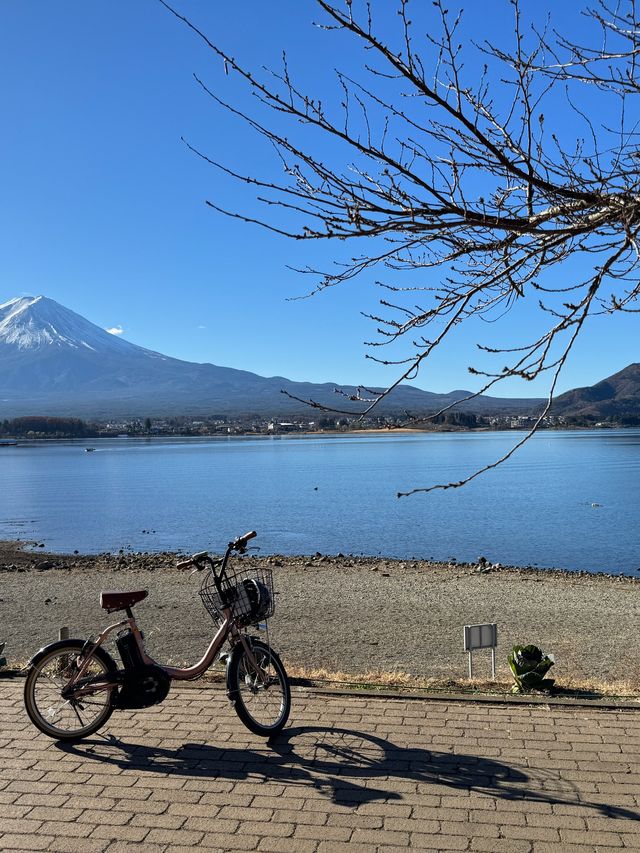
[{"x1": 0, "y1": 294, "x2": 142, "y2": 354}]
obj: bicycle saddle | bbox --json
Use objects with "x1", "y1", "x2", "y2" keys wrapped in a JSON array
[{"x1": 100, "y1": 589, "x2": 148, "y2": 612}]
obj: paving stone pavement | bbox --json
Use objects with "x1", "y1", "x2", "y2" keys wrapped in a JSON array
[{"x1": 1, "y1": 678, "x2": 640, "y2": 852}]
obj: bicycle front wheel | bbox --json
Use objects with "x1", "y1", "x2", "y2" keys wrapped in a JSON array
[
  {"x1": 24, "y1": 639, "x2": 116, "y2": 741},
  {"x1": 227, "y1": 638, "x2": 290, "y2": 736}
]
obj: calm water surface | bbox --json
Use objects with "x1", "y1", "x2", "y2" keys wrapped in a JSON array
[{"x1": 1, "y1": 430, "x2": 638, "y2": 574}]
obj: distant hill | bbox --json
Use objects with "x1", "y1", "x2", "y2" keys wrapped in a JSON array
[
  {"x1": 0, "y1": 295, "x2": 543, "y2": 419},
  {"x1": 552, "y1": 363, "x2": 640, "y2": 420}
]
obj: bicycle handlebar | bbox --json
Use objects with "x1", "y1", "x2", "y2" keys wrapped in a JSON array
[
  {"x1": 176, "y1": 531, "x2": 257, "y2": 570},
  {"x1": 231, "y1": 530, "x2": 257, "y2": 551}
]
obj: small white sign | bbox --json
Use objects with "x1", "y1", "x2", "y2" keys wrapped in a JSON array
[{"x1": 463, "y1": 623, "x2": 498, "y2": 651}]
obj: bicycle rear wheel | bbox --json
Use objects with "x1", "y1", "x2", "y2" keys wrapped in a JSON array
[
  {"x1": 227, "y1": 638, "x2": 290, "y2": 736},
  {"x1": 24, "y1": 639, "x2": 117, "y2": 741}
]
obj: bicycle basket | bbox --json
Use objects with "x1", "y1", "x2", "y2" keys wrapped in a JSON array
[{"x1": 199, "y1": 564, "x2": 275, "y2": 628}]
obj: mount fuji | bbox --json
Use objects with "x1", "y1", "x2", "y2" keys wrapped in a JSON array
[{"x1": 0, "y1": 296, "x2": 542, "y2": 419}]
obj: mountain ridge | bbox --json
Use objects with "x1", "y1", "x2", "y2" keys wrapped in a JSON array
[
  {"x1": 0, "y1": 294, "x2": 587, "y2": 420},
  {"x1": 552, "y1": 363, "x2": 640, "y2": 420}
]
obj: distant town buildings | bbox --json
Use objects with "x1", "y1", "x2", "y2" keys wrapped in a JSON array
[{"x1": 0, "y1": 411, "x2": 622, "y2": 440}]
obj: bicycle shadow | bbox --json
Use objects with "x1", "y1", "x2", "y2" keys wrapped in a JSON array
[{"x1": 56, "y1": 724, "x2": 640, "y2": 820}]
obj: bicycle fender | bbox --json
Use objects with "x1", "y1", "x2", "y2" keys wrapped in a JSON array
[{"x1": 27, "y1": 639, "x2": 118, "y2": 672}]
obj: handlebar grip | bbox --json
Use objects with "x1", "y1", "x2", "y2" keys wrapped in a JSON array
[
  {"x1": 192, "y1": 551, "x2": 208, "y2": 561},
  {"x1": 233, "y1": 530, "x2": 257, "y2": 550},
  {"x1": 176, "y1": 550, "x2": 208, "y2": 570}
]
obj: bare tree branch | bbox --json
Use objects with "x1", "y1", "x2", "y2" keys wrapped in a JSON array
[{"x1": 160, "y1": 0, "x2": 640, "y2": 492}]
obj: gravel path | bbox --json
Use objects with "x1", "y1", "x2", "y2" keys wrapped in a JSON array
[{"x1": 2, "y1": 542, "x2": 640, "y2": 689}]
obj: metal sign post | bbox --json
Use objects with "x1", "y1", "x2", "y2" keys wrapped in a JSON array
[{"x1": 463, "y1": 623, "x2": 498, "y2": 679}]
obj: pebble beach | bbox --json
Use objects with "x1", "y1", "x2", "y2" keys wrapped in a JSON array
[{"x1": 2, "y1": 541, "x2": 640, "y2": 692}]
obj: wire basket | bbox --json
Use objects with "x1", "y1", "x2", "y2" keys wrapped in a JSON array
[{"x1": 199, "y1": 564, "x2": 275, "y2": 628}]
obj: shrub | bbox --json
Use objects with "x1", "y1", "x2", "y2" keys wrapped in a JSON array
[{"x1": 508, "y1": 644, "x2": 555, "y2": 693}]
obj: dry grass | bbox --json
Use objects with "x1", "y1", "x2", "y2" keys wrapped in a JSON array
[
  {"x1": 284, "y1": 663, "x2": 640, "y2": 700},
  {"x1": 5, "y1": 659, "x2": 638, "y2": 701}
]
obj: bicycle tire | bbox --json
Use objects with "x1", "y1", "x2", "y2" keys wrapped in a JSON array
[
  {"x1": 227, "y1": 637, "x2": 291, "y2": 736},
  {"x1": 24, "y1": 639, "x2": 117, "y2": 741}
]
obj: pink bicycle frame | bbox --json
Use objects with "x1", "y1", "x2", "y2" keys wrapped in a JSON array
[{"x1": 66, "y1": 606, "x2": 241, "y2": 697}]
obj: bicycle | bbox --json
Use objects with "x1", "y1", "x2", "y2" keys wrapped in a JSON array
[{"x1": 23, "y1": 531, "x2": 291, "y2": 741}]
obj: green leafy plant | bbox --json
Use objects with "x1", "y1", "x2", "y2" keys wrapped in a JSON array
[{"x1": 508, "y1": 644, "x2": 555, "y2": 694}]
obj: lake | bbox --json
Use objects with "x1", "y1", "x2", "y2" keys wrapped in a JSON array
[{"x1": 0, "y1": 430, "x2": 638, "y2": 575}]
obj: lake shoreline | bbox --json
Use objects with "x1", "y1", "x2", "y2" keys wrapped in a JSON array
[
  {"x1": 2, "y1": 540, "x2": 640, "y2": 690},
  {"x1": 2, "y1": 537, "x2": 639, "y2": 580},
  {"x1": 0, "y1": 423, "x2": 621, "y2": 444}
]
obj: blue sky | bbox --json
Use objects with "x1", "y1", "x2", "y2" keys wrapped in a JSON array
[{"x1": 1, "y1": 1, "x2": 637, "y2": 397}]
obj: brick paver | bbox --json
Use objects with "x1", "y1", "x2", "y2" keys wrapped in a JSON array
[{"x1": 1, "y1": 679, "x2": 639, "y2": 851}]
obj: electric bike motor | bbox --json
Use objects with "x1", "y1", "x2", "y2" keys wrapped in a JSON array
[{"x1": 114, "y1": 629, "x2": 171, "y2": 710}]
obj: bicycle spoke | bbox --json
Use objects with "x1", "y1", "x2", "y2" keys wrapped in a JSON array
[
  {"x1": 71, "y1": 702, "x2": 86, "y2": 727},
  {"x1": 43, "y1": 671, "x2": 67, "y2": 690}
]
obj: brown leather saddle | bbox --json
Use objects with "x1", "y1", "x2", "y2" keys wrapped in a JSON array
[{"x1": 100, "y1": 589, "x2": 148, "y2": 613}]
